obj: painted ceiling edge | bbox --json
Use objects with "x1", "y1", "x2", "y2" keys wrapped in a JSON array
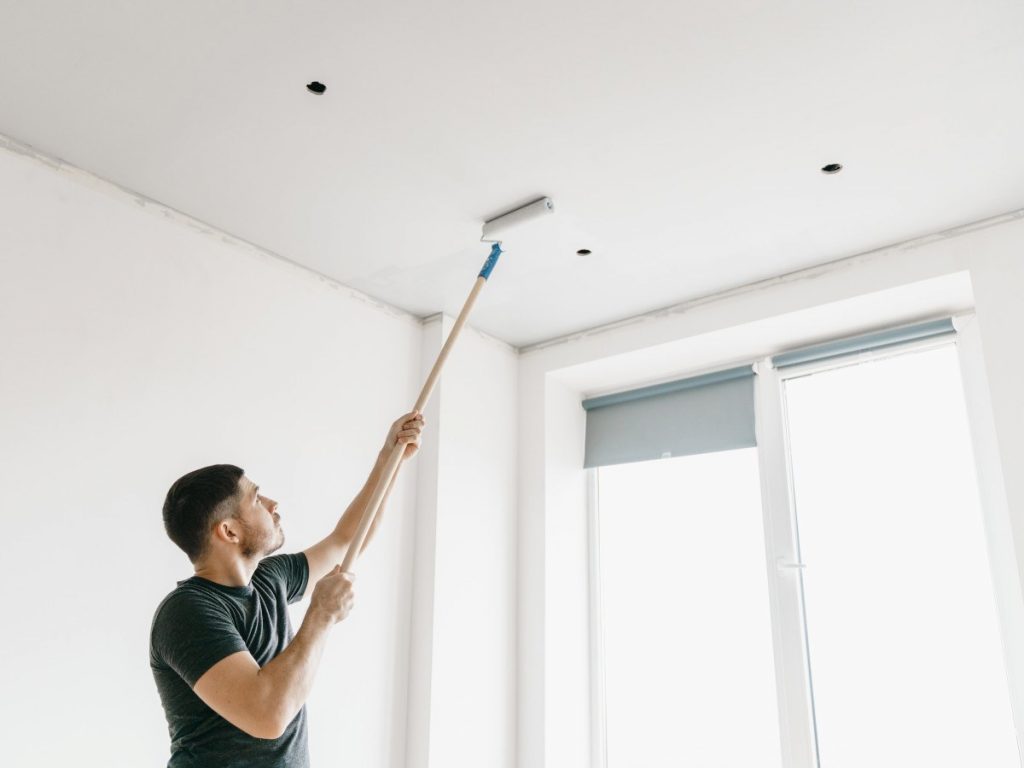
[
  {"x1": 0, "y1": 131, "x2": 421, "y2": 328},
  {"x1": 518, "y1": 205, "x2": 1024, "y2": 355}
]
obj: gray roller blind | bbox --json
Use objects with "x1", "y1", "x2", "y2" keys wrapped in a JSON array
[
  {"x1": 582, "y1": 366, "x2": 756, "y2": 468},
  {"x1": 772, "y1": 318, "x2": 955, "y2": 369}
]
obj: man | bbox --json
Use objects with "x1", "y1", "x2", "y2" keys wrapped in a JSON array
[{"x1": 150, "y1": 410, "x2": 425, "y2": 767}]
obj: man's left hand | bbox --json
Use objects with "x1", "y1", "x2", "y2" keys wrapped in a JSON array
[{"x1": 382, "y1": 410, "x2": 425, "y2": 459}]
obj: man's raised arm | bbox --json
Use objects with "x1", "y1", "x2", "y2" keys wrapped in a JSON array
[{"x1": 302, "y1": 411, "x2": 424, "y2": 592}]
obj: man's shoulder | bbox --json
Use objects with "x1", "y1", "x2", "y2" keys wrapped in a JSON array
[
  {"x1": 150, "y1": 579, "x2": 248, "y2": 671},
  {"x1": 154, "y1": 578, "x2": 223, "y2": 617},
  {"x1": 150, "y1": 579, "x2": 253, "y2": 686},
  {"x1": 150, "y1": 585, "x2": 191, "y2": 667},
  {"x1": 150, "y1": 581, "x2": 229, "y2": 644}
]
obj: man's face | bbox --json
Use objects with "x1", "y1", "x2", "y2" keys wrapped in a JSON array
[{"x1": 232, "y1": 476, "x2": 285, "y2": 559}]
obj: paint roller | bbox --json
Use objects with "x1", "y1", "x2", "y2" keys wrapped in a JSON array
[
  {"x1": 481, "y1": 196, "x2": 555, "y2": 242},
  {"x1": 339, "y1": 196, "x2": 555, "y2": 573}
]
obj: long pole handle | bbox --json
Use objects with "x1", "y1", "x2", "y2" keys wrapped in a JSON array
[{"x1": 339, "y1": 245, "x2": 502, "y2": 573}]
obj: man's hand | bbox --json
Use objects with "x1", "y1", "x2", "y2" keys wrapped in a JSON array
[
  {"x1": 381, "y1": 410, "x2": 425, "y2": 459},
  {"x1": 308, "y1": 566, "x2": 356, "y2": 625}
]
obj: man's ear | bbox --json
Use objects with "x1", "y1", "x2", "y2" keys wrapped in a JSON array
[{"x1": 211, "y1": 518, "x2": 241, "y2": 546}]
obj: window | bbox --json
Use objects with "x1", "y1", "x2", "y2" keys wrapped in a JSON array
[{"x1": 588, "y1": 329, "x2": 1019, "y2": 767}]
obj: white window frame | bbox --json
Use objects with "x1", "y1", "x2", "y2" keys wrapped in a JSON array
[
  {"x1": 586, "y1": 313, "x2": 1024, "y2": 768},
  {"x1": 586, "y1": 468, "x2": 608, "y2": 768}
]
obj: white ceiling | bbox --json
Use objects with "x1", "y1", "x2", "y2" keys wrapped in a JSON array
[{"x1": 3, "y1": 1, "x2": 1023, "y2": 346}]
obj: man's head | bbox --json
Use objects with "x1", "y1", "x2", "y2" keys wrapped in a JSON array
[{"x1": 162, "y1": 465, "x2": 284, "y2": 564}]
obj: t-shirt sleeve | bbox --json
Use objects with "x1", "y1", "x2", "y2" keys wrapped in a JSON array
[
  {"x1": 151, "y1": 592, "x2": 249, "y2": 687},
  {"x1": 255, "y1": 552, "x2": 310, "y2": 604}
]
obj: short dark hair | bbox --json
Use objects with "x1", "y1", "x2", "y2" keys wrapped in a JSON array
[{"x1": 163, "y1": 464, "x2": 245, "y2": 562}]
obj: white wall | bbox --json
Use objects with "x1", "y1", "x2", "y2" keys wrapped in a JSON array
[
  {"x1": 407, "y1": 314, "x2": 519, "y2": 768},
  {"x1": 0, "y1": 140, "x2": 427, "y2": 767},
  {"x1": 517, "y1": 211, "x2": 1024, "y2": 767}
]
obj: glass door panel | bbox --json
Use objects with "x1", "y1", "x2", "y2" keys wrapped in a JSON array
[
  {"x1": 784, "y1": 345, "x2": 1017, "y2": 767},
  {"x1": 597, "y1": 448, "x2": 782, "y2": 767}
]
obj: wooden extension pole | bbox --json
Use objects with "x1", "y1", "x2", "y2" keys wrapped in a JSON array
[{"x1": 339, "y1": 245, "x2": 503, "y2": 573}]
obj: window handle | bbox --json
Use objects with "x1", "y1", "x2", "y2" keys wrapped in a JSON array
[{"x1": 777, "y1": 560, "x2": 807, "y2": 570}]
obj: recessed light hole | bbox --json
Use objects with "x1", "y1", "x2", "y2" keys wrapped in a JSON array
[
  {"x1": 307, "y1": 81, "x2": 327, "y2": 94},
  {"x1": 821, "y1": 163, "x2": 843, "y2": 174},
  {"x1": 576, "y1": 248, "x2": 592, "y2": 256}
]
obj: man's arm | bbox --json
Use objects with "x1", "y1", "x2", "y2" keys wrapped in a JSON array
[
  {"x1": 303, "y1": 411, "x2": 423, "y2": 593},
  {"x1": 192, "y1": 566, "x2": 353, "y2": 739}
]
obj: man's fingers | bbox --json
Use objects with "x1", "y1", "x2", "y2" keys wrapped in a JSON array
[{"x1": 327, "y1": 565, "x2": 355, "y2": 583}]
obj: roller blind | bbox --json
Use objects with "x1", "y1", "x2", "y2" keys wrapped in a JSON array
[
  {"x1": 582, "y1": 366, "x2": 756, "y2": 468},
  {"x1": 771, "y1": 318, "x2": 955, "y2": 369}
]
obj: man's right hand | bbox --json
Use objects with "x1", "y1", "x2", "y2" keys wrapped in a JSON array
[{"x1": 309, "y1": 565, "x2": 355, "y2": 624}]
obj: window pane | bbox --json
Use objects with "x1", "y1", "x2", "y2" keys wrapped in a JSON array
[
  {"x1": 598, "y1": 449, "x2": 782, "y2": 768},
  {"x1": 785, "y1": 345, "x2": 1017, "y2": 767}
]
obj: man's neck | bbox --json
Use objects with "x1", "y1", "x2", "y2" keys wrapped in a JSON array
[{"x1": 193, "y1": 555, "x2": 258, "y2": 587}]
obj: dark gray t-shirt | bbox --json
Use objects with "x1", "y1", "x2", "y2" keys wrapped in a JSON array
[{"x1": 150, "y1": 553, "x2": 310, "y2": 768}]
